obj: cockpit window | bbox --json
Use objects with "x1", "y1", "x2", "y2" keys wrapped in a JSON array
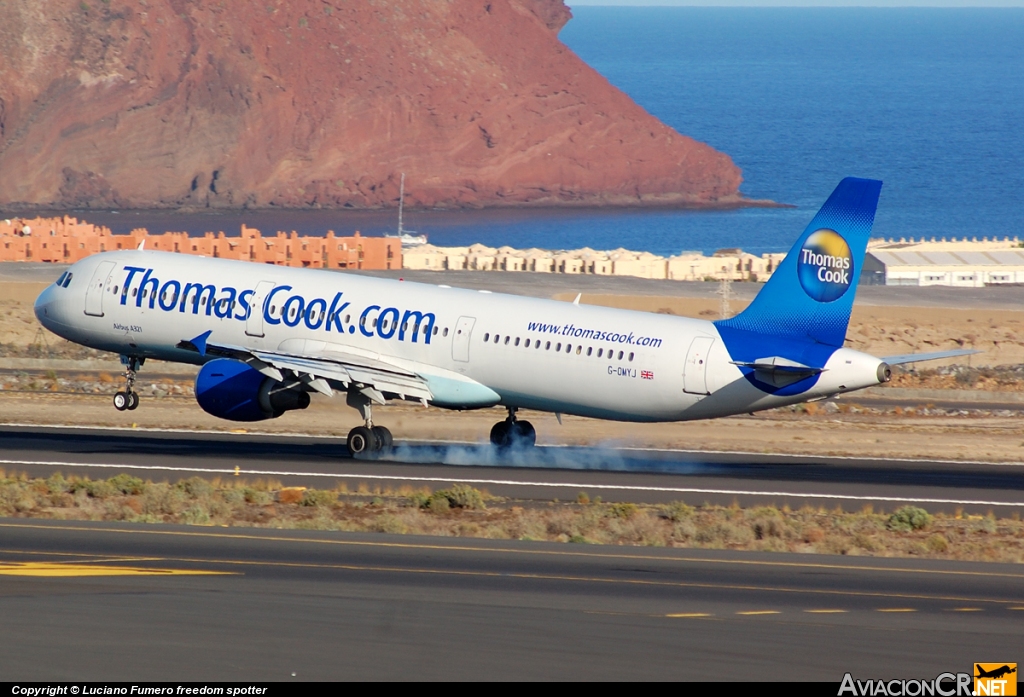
[
  {"x1": 63, "y1": 272, "x2": 73, "y2": 287},
  {"x1": 55, "y1": 272, "x2": 68, "y2": 287}
]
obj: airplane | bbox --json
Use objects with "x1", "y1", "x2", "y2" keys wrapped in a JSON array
[
  {"x1": 976, "y1": 666, "x2": 1017, "y2": 680},
  {"x1": 33, "y1": 177, "x2": 973, "y2": 457}
]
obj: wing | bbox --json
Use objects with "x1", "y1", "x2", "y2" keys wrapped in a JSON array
[
  {"x1": 882, "y1": 349, "x2": 980, "y2": 365},
  {"x1": 177, "y1": 331, "x2": 433, "y2": 404}
]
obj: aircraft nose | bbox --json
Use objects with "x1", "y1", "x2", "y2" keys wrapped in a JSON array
[{"x1": 34, "y1": 284, "x2": 60, "y2": 328}]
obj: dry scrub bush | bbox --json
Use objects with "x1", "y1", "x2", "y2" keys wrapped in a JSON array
[
  {"x1": 887, "y1": 506, "x2": 932, "y2": 532},
  {"x1": 301, "y1": 489, "x2": 337, "y2": 507},
  {"x1": 926, "y1": 533, "x2": 950, "y2": 553},
  {"x1": 660, "y1": 501, "x2": 694, "y2": 522},
  {"x1": 606, "y1": 511, "x2": 667, "y2": 546}
]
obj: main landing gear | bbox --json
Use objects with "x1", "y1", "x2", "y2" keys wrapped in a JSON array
[
  {"x1": 113, "y1": 355, "x2": 143, "y2": 412},
  {"x1": 345, "y1": 387, "x2": 393, "y2": 458},
  {"x1": 490, "y1": 407, "x2": 536, "y2": 449}
]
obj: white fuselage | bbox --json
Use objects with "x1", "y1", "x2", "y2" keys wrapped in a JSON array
[{"x1": 34, "y1": 251, "x2": 887, "y2": 422}]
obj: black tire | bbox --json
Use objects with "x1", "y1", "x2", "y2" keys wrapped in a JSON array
[
  {"x1": 372, "y1": 426, "x2": 393, "y2": 451},
  {"x1": 490, "y1": 421, "x2": 511, "y2": 447},
  {"x1": 126, "y1": 392, "x2": 140, "y2": 410},
  {"x1": 347, "y1": 426, "x2": 378, "y2": 456},
  {"x1": 113, "y1": 392, "x2": 128, "y2": 411},
  {"x1": 513, "y1": 420, "x2": 536, "y2": 447}
]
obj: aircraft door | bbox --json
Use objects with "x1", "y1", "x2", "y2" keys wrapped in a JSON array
[
  {"x1": 452, "y1": 316, "x2": 476, "y2": 362},
  {"x1": 245, "y1": 281, "x2": 276, "y2": 337},
  {"x1": 683, "y1": 336, "x2": 715, "y2": 395},
  {"x1": 84, "y1": 261, "x2": 115, "y2": 317}
]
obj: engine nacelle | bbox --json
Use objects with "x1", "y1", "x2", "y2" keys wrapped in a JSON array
[{"x1": 195, "y1": 358, "x2": 310, "y2": 422}]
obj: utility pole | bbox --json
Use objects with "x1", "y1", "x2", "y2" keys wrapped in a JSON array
[{"x1": 718, "y1": 273, "x2": 732, "y2": 319}]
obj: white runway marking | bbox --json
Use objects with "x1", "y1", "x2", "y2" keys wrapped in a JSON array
[{"x1": 0, "y1": 457, "x2": 1021, "y2": 508}]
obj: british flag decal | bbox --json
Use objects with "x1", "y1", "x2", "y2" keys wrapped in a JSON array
[{"x1": 641, "y1": 370, "x2": 654, "y2": 380}]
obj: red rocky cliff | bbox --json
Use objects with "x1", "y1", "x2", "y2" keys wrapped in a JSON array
[{"x1": 0, "y1": 0, "x2": 743, "y2": 210}]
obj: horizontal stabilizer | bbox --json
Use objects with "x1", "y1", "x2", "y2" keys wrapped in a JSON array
[{"x1": 882, "y1": 349, "x2": 980, "y2": 365}]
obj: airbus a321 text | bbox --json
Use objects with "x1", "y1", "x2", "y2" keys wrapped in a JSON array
[{"x1": 34, "y1": 178, "x2": 971, "y2": 456}]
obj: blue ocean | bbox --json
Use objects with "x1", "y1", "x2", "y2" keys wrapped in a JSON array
[{"x1": 80, "y1": 8, "x2": 1024, "y2": 256}]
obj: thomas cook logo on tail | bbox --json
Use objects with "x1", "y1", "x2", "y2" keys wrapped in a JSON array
[{"x1": 798, "y1": 228, "x2": 853, "y2": 303}]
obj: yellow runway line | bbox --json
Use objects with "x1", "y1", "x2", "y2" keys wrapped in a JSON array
[
  {"x1": 876, "y1": 608, "x2": 917, "y2": 613},
  {"x1": 805, "y1": 609, "x2": 848, "y2": 614},
  {"x1": 666, "y1": 613, "x2": 712, "y2": 618},
  {"x1": 736, "y1": 610, "x2": 781, "y2": 616},
  {"x1": 0, "y1": 562, "x2": 234, "y2": 577}
]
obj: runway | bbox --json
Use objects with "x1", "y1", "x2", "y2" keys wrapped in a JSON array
[
  {"x1": 1, "y1": 519, "x2": 1021, "y2": 680},
  {"x1": 1, "y1": 425, "x2": 1023, "y2": 514}
]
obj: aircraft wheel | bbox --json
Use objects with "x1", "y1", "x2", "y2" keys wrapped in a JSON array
[
  {"x1": 126, "y1": 392, "x2": 140, "y2": 410},
  {"x1": 490, "y1": 421, "x2": 511, "y2": 447},
  {"x1": 113, "y1": 392, "x2": 129, "y2": 411},
  {"x1": 372, "y1": 426, "x2": 393, "y2": 452},
  {"x1": 514, "y1": 420, "x2": 536, "y2": 448},
  {"x1": 347, "y1": 426, "x2": 379, "y2": 456}
]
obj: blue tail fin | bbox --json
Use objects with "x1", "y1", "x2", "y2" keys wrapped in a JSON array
[{"x1": 716, "y1": 177, "x2": 882, "y2": 348}]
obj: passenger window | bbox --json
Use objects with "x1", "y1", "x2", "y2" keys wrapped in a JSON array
[
  {"x1": 598, "y1": 348, "x2": 603, "y2": 358},
  {"x1": 494, "y1": 335, "x2": 500, "y2": 344},
  {"x1": 514, "y1": 337, "x2": 520, "y2": 347},
  {"x1": 443, "y1": 327, "x2": 449, "y2": 337},
  {"x1": 132, "y1": 288, "x2": 137, "y2": 297},
  {"x1": 504, "y1": 336, "x2": 510, "y2": 345},
  {"x1": 587, "y1": 347, "x2": 592, "y2": 356},
  {"x1": 345, "y1": 314, "x2": 351, "y2": 323},
  {"x1": 524, "y1": 339, "x2": 530, "y2": 348},
  {"x1": 618, "y1": 351, "x2": 623, "y2": 360},
  {"x1": 576, "y1": 346, "x2": 581, "y2": 355},
  {"x1": 433, "y1": 326, "x2": 438, "y2": 336},
  {"x1": 545, "y1": 341, "x2": 551, "y2": 350},
  {"x1": 484, "y1": 333, "x2": 489, "y2": 342},
  {"x1": 113, "y1": 285, "x2": 119, "y2": 295},
  {"x1": 629, "y1": 352, "x2": 634, "y2": 362}
]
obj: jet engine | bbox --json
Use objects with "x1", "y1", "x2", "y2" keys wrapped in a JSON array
[{"x1": 195, "y1": 358, "x2": 310, "y2": 422}]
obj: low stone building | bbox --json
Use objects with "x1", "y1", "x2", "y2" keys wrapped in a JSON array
[
  {"x1": 863, "y1": 236, "x2": 1024, "y2": 286},
  {"x1": 0, "y1": 217, "x2": 400, "y2": 270},
  {"x1": 403, "y1": 242, "x2": 784, "y2": 283}
]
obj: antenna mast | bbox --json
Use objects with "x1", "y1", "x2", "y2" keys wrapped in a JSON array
[{"x1": 398, "y1": 173, "x2": 405, "y2": 236}]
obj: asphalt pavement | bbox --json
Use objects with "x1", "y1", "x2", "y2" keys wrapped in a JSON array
[{"x1": 1, "y1": 519, "x2": 1021, "y2": 680}]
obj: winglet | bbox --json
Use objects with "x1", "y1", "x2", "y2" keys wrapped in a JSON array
[
  {"x1": 137, "y1": 239, "x2": 146, "y2": 251},
  {"x1": 572, "y1": 293, "x2": 581, "y2": 306}
]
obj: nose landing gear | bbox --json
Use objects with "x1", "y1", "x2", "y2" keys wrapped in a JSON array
[
  {"x1": 113, "y1": 355, "x2": 143, "y2": 412},
  {"x1": 490, "y1": 407, "x2": 536, "y2": 449},
  {"x1": 345, "y1": 386, "x2": 393, "y2": 457}
]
